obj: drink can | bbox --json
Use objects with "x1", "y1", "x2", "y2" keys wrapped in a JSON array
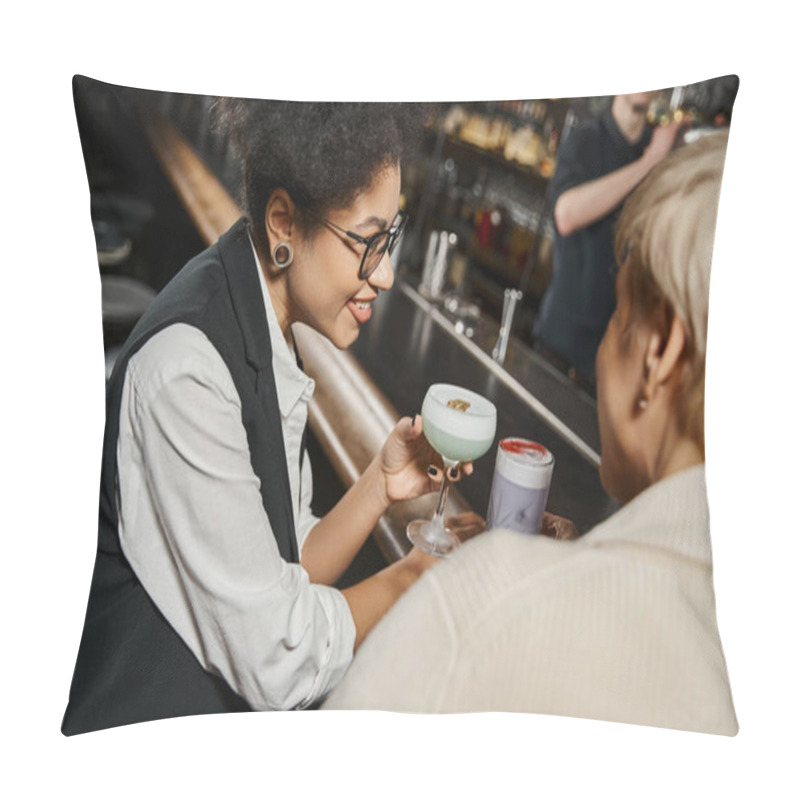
[{"x1": 485, "y1": 438, "x2": 554, "y2": 535}]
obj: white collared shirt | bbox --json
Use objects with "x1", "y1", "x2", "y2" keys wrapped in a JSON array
[{"x1": 115, "y1": 235, "x2": 356, "y2": 710}]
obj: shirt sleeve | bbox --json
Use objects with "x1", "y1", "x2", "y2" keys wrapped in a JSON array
[
  {"x1": 116, "y1": 324, "x2": 355, "y2": 710},
  {"x1": 547, "y1": 125, "x2": 591, "y2": 210},
  {"x1": 295, "y1": 445, "x2": 320, "y2": 551}
]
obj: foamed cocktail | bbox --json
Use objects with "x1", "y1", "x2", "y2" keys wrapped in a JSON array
[
  {"x1": 407, "y1": 384, "x2": 497, "y2": 556},
  {"x1": 421, "y1": 385, "x2": 497, "y2": 476}
]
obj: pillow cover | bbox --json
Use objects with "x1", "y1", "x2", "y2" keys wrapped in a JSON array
[{"x1": 63, "y1": 74, "x2": 738, "y2": 736}]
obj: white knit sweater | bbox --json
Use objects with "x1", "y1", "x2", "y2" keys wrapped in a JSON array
[{"x1": 324, "y1": 465, "x2": 738, "y2": 736}]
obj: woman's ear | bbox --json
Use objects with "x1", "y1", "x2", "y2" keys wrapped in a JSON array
[
  {"x1": 642, "y1": 314, "x2": 687, "y2": 401},
  {"x1": 264, "y1": 189, "x2": 295, "y2": 253}
]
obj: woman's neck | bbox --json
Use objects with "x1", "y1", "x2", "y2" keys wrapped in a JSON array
[
  {"x1": 255, "y1": 241, "x2": 294, "y2": 346},
  {"x1": 649, "y1": 427, "x2": 704, "y2": 488}
]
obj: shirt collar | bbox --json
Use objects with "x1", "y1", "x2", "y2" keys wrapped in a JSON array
[
  {"x1": 583, "y1": 464, "x2": 712, "y2": 565},
  {"x1": 248, "y1": 232, "x2": 315, "y2": 418}
]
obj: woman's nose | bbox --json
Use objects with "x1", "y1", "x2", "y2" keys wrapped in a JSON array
[{"x1": 367, "y1": 250, "x2": 395, "y2": 291}]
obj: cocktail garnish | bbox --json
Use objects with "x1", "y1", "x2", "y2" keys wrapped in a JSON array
[{"x1": 447, "y1": 398, "x2": 471, "y2": 413}]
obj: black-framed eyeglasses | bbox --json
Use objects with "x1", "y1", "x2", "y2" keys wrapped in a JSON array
[{"x1": 309, "y1": 210, "x2": 408, "y2": 280}]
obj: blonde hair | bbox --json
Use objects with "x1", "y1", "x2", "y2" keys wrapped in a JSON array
[{"x1": 615, "y1": 130, "x2": 730, "y2": 451}]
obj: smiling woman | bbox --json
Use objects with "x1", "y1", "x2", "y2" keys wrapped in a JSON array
[
  {"x1": 262, "y1": 164, "x2": 402, "y2": 349},
  {"x1": 301, "y1": 201, "x2": 409, "y2": 340},
  {"x1": 208, "y1": 100, "x2": 424, "y2": 351},
  {"x1": 62, "y1": 93, "x2": 448, "y2": 735}
]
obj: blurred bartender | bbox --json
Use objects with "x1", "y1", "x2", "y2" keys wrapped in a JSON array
[{"x1": 534, "y1": 91, "x2": 681, "y2": 381}]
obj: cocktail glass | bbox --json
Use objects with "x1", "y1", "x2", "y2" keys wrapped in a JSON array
[{"x1": 407, "y1": 383, "x2": 497, "y2": 556}]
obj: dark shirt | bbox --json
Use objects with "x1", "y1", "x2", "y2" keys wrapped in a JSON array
[{"x1": 535, "y1": 109, "x2": 651, "y2": 378}]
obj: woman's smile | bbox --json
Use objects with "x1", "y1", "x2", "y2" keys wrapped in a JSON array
[{"x1": 347, "y1": 294, "x2": 376, "y2": 324}]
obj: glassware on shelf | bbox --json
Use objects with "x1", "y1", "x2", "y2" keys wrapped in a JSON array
[
  {"x1": 419, "y1": 230, "x2": 458, "y2": 301},
  {"x1": 492, "y1": 288, "x2": 523, "y2": 365}
]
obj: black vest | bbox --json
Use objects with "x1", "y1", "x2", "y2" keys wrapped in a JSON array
[{"x1": 62, "y1": 219, "x2": 301, "y2": 735}]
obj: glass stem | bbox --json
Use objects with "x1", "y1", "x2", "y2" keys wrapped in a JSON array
[{"x1": 432, "y1": 470, "x2": 451, "y2": 524}]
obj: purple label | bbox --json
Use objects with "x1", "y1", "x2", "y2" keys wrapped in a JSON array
[{"x1": 486, "y1": 471, "x2": 550, "y2": 534}]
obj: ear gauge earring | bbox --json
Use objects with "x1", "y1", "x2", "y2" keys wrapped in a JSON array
[{"x1": 272, "y1": 242, "x2": 293, "y2": 269}]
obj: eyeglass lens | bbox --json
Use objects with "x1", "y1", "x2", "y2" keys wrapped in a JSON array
[
  {"x1": 361, "y1": 216, "x2": 406, "y2": 279},
  {"x1": 362, "y1": 233, "x2": 391, "y2": 277}
]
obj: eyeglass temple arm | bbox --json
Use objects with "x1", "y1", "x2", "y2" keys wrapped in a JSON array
[
  {"x1": 343, "y1": 213, "x2": 407, "y2": 246},
  {"x1": 345, "y1": 230, "x2": 369, "y2": 245}
]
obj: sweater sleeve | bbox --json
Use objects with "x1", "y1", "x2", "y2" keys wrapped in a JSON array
[{"x1": 323, "y1": 560, "x2": 460, "y2": 712}]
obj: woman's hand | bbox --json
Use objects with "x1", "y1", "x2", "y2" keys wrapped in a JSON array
[
  {"x1": 540, "y1": 512, "x2": 579, "y2": 541},
  {"x1": 444, "y1": 511, "x2": 486, "y2": 544},
  {"x1": 376, "y1": 415, "x2": 473, "y2": 506},
  {"x1": 642, "y1": 120, "x2": 683, "y2": 168}
]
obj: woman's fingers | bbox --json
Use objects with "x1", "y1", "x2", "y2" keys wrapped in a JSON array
[
  {"x1": 445, "y1": 511, "x2": 487, "y2": 542},
  {"x1": 426, "y1": 465, "x2": 466, "y2": 483},
  {"x1": 399, "y1": 413, "x2": 422, "y2": 440},
  {"x1": 427, "y1": 465, "x2": 441, "y2": 482},
  {"x1": 540, "y1": 512, "x2": 579, "y2": 541}
]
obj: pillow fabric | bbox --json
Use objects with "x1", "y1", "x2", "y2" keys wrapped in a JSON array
[{"x1": 64, "y1": 75, "x2": 738, "y2": 736}]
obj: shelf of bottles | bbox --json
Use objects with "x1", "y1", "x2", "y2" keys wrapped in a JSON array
[
  {"x1": 400, "y1": 78, "x2": 737, "y2": 343},
  {"x1": 400, "y1": 99, "x2": 572, "y2": 340},
  {"x1": 440, "y1": 99, "x2": 563, "y2": 181}
]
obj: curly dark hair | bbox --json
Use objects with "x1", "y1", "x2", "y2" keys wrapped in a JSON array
[{"x1": 211, "y1": 98, "x2": 431, "y2": 251}]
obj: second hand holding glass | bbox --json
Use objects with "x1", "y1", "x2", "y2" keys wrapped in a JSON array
[{"x1": 407, "y1": 383, "x2": 497, "y2": 557}]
